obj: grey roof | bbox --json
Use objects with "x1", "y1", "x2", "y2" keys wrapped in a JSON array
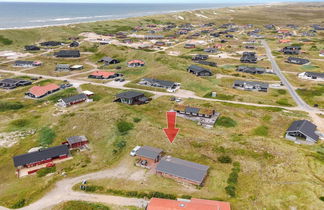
[
  {"x1": 287, "y1": 57, "x2": 309, "y2": 64},
  {"x1": 234, "y1": 80, "x2": 269, "y2": 89},
  {"x1": 185, "y1": 107, "x2": 200, "y2": 114},
  {"x1": 61, "y1": 93, "x2": 88, "y2": 104},
  {"x1": 142, "y1": 78, "x2": 176, "y2": 88},
  {"x1": 304, "y1": 72, "x2": 324, "y2": 78},
  {"x1": 116, "y1": 91, "x2": 144, "y2": 99},
  {"x1": 15, "y1": 60, "x2": 34, "y2": 65},
  {"x1": 67, "y1": 136, "x2": 88, "y2": 144},
  {"x1": 156, "y1": 156, "x2": 209, "y2": 184},
  {"x1": 237, "y1": 66, "x2": 265, "y2": 74},
  {"x1": 99, "y1": 56, "x2": 117, "y2": 63},
  {"x1": 187, "y1": 65, "x2": 211, "y2": 74},
  {"x1": 13, "y1": 145, "x2": 69, "y2": 167},
  {"x1": 0, "y1": 78, "x2": 23, "y2": 84},
  {"x1": 54, "y1": 50, "x2": 80, "y2": 57},
  {"x1": 136, "y1": 146, "x2": 163, "y2": 159},
  {"x1": 56, "y1": 64, "x2": 70, "y2": 68},
  {"x1": 286, "y1": 120, "x2": 319, "y2": 141}
]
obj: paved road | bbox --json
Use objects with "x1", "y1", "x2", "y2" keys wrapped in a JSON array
[
  {"x1": 261, "y1": 40, "x2": 313, "y2": 111},
  {"x1": 0, "y1": 68, "x2": 306, "y2": 112}
]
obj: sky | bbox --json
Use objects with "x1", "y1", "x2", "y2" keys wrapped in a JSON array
[{"x1": 0, "y1": 0, "x2": 323, "y2": 3}]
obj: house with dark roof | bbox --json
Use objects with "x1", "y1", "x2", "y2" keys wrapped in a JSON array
[
  {"x1": 114, "y1": 91, "x2": 149, "y2": 105},
  {"x1": 298, "y1": 72, "x2": 324, "y2": 81},
  {"x1": 56, "y1": 64, "x2": 71, "y2": 71},
  {"x1": 13, "y1": 145, "x2": 70, "y2": 177},
  {"x1": 98, "y1": 56, "x2": 119, "y2": 65},
  {"x1": 57, "y1": 93, "x2": 89, "y2": 107},
  {"x1": 187, "y1": 65, "x2": 212, "y2": 76},
  {"x1": 138, "y1": 78, "x2": 180, "y2": 92},
  {"x1": 54, "y1": 50, "x2": 80, "y2": 58},
  {"x1": 285, "y1": 120, "x2": 319, "y2": 144},
  {"x1": 156, "y1": 156, "x2": 209, "y2": 186},
  {"x1": 14, "y1": 61, "x2": 40, "y2": 68},
  {"x1": 233, "y1": 80, "x2": 269, "y2": 92},
  {"x1": 236, "y1": 66, "x2": 266, "y2": 74},
  {"x1": 0, "y1": 78, "x2": 31, "y2": 89},
  {"x1": 135, "y1": 146, "x2": 163, "y2": 168},
  {"x1": 192, "y1": 54, "x2": 208, "y2": 61},
  {"x1": 25, "y1": 83, "x2": 60, "y2": 98},
  {"x1": 184, "y1": 43, "x2": 195, "y2": 49},
  {"x1": 69, "y1": 41, "x2": 79, "y2": 47},
  {"x1": 40, "y1": 41, "x2": 62, "y2": 47},
  {"x1": 282, "y1": 46, "x2": 301, "y2": 55},
  {"x1": 204, "y1": 48, "x2": 218, "y2": 53},
  {"x1": 174, "y1": 105, "x2": 216, "y2": 118},
  {"x1": 286, "y1": 57, "x2": 309, "y2": 65},
  {"x1": 64, "y1": 136, "x2": 88, "y2": 149},
  {"x1": 240, "y1": 52, "x2": 257, "y2": 63},
  {"x1": 25, "y1": 45, "x2": 40, "y2": 51},
  {"x1": 147, "y1": 198, "x2": 231, "y2": 210}
]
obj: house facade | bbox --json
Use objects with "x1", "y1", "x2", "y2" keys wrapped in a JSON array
[
  {"x1": 98, "y1": 56, "x2": 119, "y2": 65},
  {"x1": 233, "y1": 80, "x2": 269, "y2": 92},
  {"x1": 156, "y1": 156, "x2": 209, "y2": 186},
  {"x1": 298, "y1": 72, "x2": 324, "y2": 81},
  {"x1": 285, "y1": 120, "x2": 319, "y2": 144},
  {"x1": 174, "y1": 105, "x2": 215, "y2": 118},
  {"x1": 286, "y1": 57, "x2": 309, "y2": 65},
  {"x1": 64, "y1": 136, "x2": 89, "y2": 149},
  {"x1": 25, "y1": 84, "x2": 60, "y2": 98},
  {"x1": 135, "y1": 146, "x2": 163, "y2": 168},
  {"x1": 138, "y1": 78, "x2": 180, "y2": 92},
  {"x1": 114, "y1": 91, "x2": 149, "y2": 105},
  {"x1": 0, "y1": 78, "x2": 31, "y2": 89},
  {"x1": 57, "y1": 93, "x2": 89, "y2": 107},
  {"x1": 187, "y1": 65, "x2": 212, "y2": 76}
]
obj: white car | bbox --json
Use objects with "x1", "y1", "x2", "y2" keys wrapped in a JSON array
[{"x1": 130, "y1": 146, "x2": 141, "y2": 156}]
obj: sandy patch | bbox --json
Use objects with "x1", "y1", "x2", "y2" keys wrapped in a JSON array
[
  {"x1": 0, "y1": 130, "x2": 36, "y2": 148},
  {"x1": 195, "y1": 13, "x2": 209, "y2": 19},
  {"x1": 0, "y1": 51, "x2": 32, "y2": 60}
]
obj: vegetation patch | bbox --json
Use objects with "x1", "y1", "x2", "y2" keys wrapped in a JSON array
[
  {"x1": 217, "y1": 155, "x2": 232, "y2": 164},
  {"x1": 225, "y1": 162, "x2": 240, "y2": 197},
  {"x1": 37, "y1": 166, "x2": 56, "y2": 177},
  {"x1": 116, "y1": 120, "x2": 134, "y2": 135},
  {"x1": 276, "y1": 98, "x2": 293, "y2": 106},
  {"x1": 253, "y1": 125, "x2": 269, "y2": 136},
  {"x1": 38, "y1": 126, "x2": 56, "y2": 146},
  {"x1": 0, "y1": 101, "x2": 24, "y2": 112},
  {"x1": 9, "y1": 119, "x2": 31, "y2": 129},
  {"x1": 10, "y1": 199, "x2": 25, "y2": 209},
  {"x1": 216, "y1": 116, "x2": 237, "y2": 128},
  {"x1": 55, "y1": 201, "x2": 110, "y2": 210},
  {"x1": 0, "y1": 35, "x2": 13, "y2": 45}
]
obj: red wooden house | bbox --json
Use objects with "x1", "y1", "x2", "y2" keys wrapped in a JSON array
[{"x1": 64, "y1": 136, "x2": 89, "y2": 149}]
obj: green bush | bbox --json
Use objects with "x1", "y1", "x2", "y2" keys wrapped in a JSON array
[
  {"x1": 0, "y1": 35, "x2": 13, "y2": 45},
  {"x1": 60, "y1": 201, "x2": 110, "y2": 210},
  {"x1": 277, "y1": 89, "x2": 287, "y2": 95},
  {"x1": 0, "y1": 101, "x2": 24, "y2": 112},
  {"x1": 37, "y1": 166, "x2": 56, "y2": 177},
  {"x1": 112, "y1": 137, "x2": 127, "y2": 154},
  {"x1": 11, "y1": 199, "x2": 25, "y2": 209},
  {"x1": 10, "y1": 119, "x2": 30, "y2": 128},
  {"x1": 117, "y1": 121, "x2": 134, "y2": 134},
  {"x1": 133, "y1": 117, "x2": 141, "y2": 123},
  {"x1": 38, "y1": 127, "x2": 56, "y2": 146},
  {"x1": 320, "y1": 196, "x2": 324, "y2": 202},
  {"x1": 217, "y1": 155, "x2": 232, "y2": 164},
  {"x1": 227, "y1": 172, "x2": 238, "y2": 185},
  {"x1": 216, "y1": 116, "x2": 237, "y2": 128},
  {"x1": 225, "y1": 185, "x2": 236, "y2": 197},
  {"x1": 253, "y1": 125, "x2": 269, "y2": 136},
  {"x1": 85, "y1": 185, "x2": 104, "y2": 192}
]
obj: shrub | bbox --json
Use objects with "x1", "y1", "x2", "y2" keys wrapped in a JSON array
[
  {"x1": 276, "y1": 98, "x2": 292, "y2": 106},
  {"x1": 112, "y1": 137, "x2": 127, "y2": 154},
  {"x1": 117, "y1": 121, "x2": 134, "y2": 134},
  {"x1": 320, "y1": 196, "x2": 324, "y2": 202},
  {"x1": 253, "y1": 125, "x2": 269, "y2": 136},
  {"x1": 85, "y1": 185, "x2": 104, "y2": 192},
  {"x1": 217, "y1": 155, "x2": 232, "y2": 164},
  {"x1": 37, "y1": 166, "x2": 56, "y2": 177},
  {"x1": 11, "y1": 199, "x2": 25, "y2": 209},
  {"x1": 225, "y1": 185, "x2": 236, "y2": 197},
  {"x1": 133, "y1": 117, "x2": 141, "y2": 123},
  {"x1": 10, "y1": 119, "x2": 30, "y2": 128},
  {"x1": 216, "y1": 116, "x2": 237, "y2": 128},
  {"x1": 0, "y1": 35, "x2": 13, "y2": 45},
  {"x1": 38, "y1": 127, "x2": 56, "y2": 146},
  {"x1": 0, "y1": 101, "x2": 24, "y2": 112},
  {"x1": 227, "y1": 172, "x2": 238, "y2": 185}
]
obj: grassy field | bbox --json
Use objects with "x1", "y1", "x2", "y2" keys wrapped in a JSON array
[{"x1": 0, "y1": 2, "x2": 324, "y2": 210}]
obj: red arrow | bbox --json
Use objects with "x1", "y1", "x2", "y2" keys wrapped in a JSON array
[{"x1": 163, "y1": 111, "x2": 179, "y2": 143}]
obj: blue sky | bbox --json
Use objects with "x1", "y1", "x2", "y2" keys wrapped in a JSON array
[{"x1": 1, "y1": 0, "x2": 323, "y2": 3}]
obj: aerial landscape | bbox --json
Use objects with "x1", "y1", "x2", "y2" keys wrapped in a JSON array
[{"x1": 0, "y1": 0, "x2": 323, "y2": 210}]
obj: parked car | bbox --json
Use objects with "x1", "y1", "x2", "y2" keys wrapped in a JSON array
[
  {"x1": 130, "y1": 146, "x2": 141, "y2": 156},
  {"x1": 175, "y1": 98, "x2": 182, "y2": 102},
  {"x1": 119, "y1": 78, "x2": 125, "y2": 82},
  {"x1": 115, "y1": 78, "x2": 120, "y2": 82}
]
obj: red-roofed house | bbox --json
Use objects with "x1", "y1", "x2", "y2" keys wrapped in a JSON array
[
  {"x1": 279, "y1": 39, "x2": 291, "y2": 44},
  {"x1": 147, "y1": 198, "x2": 231, "y2": 210},
  {"x1": 88, "y1": 71, "x2": 118, "y2": 79},
  {"x1": 25, "y1": 84, "x2": 60, "y2": 98},
  {"x1": 127, "y1": 60, "x2": 145, "y2": 67}
]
